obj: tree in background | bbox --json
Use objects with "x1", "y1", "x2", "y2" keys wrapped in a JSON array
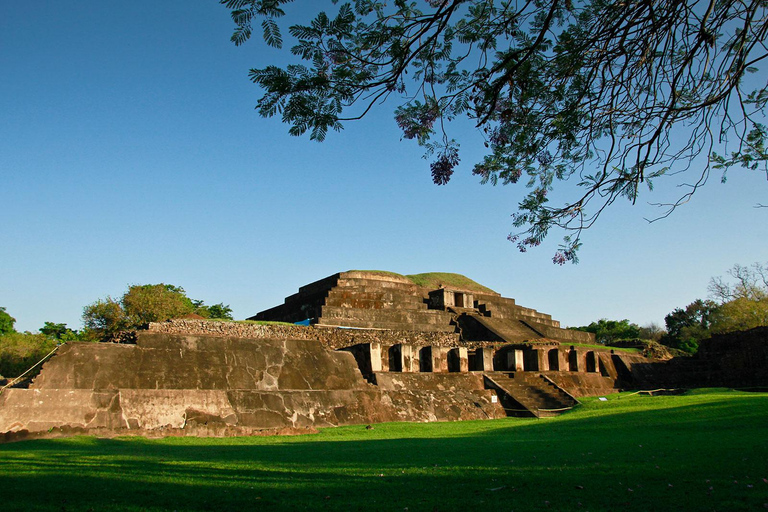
[
  {"x1": 0, "y1": 332, "x2": 57, "y2": 379},
  {"x1": 0, "y1": 307, "x2": 16, "y2": 335},
  {"x1": 122, "y1": 284, "x2": 196, "y2": 325},
  {"x1": 638, "y1": 322, "x2": 665, "y2": 342},
  {"x1": 82, "y1": 297, "x2": 130, "y2": 335},
  {"x1": 222, "y1": 0, "x2": 768, "y2": 263},
  {"x1": 708, "y1": 262, "x2": 768, "y2": 302},
  {"x1": 39, "y1": 322, "x2": 82, "y2": 342},
  {"x1": 0, "y1": 308, "x2": 60, "y2": 379},
  {"x1": 202, "y1": 303, "x2": 234, "y2": 320},
  {"x1": 708, "y1": 262, "x2": 768, "y2": 333},
  {"x1": 571, "y1": 318, "x2": 640, "y2": 345},
  {"x1": 661, "y1": 299, "x2": 719, "y2": 354},
  {"x1": 83, "y1": 284, "x2": 233, "y2": 339}
]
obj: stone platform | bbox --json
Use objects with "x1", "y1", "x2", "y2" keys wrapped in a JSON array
[
  {"x1": 251, "y1": 271, "x2": 595, "y2": 344},
  {"x1": 0, "y1": 332, "x2": 506, "y2": 439}
]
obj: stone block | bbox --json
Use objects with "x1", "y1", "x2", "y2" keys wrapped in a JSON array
[
  {"x1": 431, "y1": 346, "x2": 449, "y2": 373},
  {"x1": 400, "y1": 344, "x2": 415, "y2": 372},
  {"x1": 477, "y1": 348, "x2": 494, "y2": 371},
  {"x1": 507, "y1": 349, "x2": 524, "y2": 371},
  {"x1": 448, "y1": 347, "x2": 469, "y2": 372}
]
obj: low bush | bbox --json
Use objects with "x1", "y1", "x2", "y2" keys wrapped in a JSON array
[{"x1": 0, "y1": 332, "x2": 58, "y2": 379}]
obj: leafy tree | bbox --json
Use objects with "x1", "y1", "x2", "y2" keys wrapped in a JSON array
[
  {"x1": 708, "y1": 262, "x2": 768, "y2": 333},
  {"x1": 82, "y1": 297, "x2": 130, "y2": 334},
  {"x1": 571, "y1": 318, "x2": 640, "y2": 345},
  {"x1": 82, "y1": 284, "x2": 232, "y2": 339},
  {"x1": 708, "y1": 262, "x2": 768, "y2": 302},
  {"x1": 661, "y1": 299, "x2": 719, "y2": 354},
  {"x1": 711, "y1": 297, "x2": 768, "y2": 333},
  {"x1": 39, "y1": 322, "x2": 82, "y2": 342},
  {"x1": 205, "y1": 303, "x2": 234, "y2": 320},
  {"x1": 222, "y1": 0, "x2": 768, "y2": 263},
  {"x1": 0, "y1": 307, "x2": 16, "y2": 335},
  {"x1": 122, "y1": 284, "x2": 195, "y2": 325},
  {"x1": 0, "y1": 332, "x2": 57, "y2": 378},
  {"x1": 638, "y1": 322, "x2": 666, "y2": 342}
]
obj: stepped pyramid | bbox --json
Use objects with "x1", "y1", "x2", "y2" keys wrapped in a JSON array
[{"x1": 251, "y1": 270, "x2": 592, "y2": 345}]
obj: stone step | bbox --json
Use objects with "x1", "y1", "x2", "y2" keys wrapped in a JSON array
[
  {"x1": 323, "y1": 297, "x2": 429, "y2": 311},
  {"x1": 328, "y1": 286, "x2": 427, "y2": 302},
  {"x1": 320, "y1": 306, "x2": 453, "y2": 325},
  {"x1": 325, "y1": 289, "x2": 428, "y2": 304},
  {"x1": 484, "y1": 372, "x2": 577, "y2": 417},
  {"x1": 327, "y1": 287, "x2": 426, "y2": 300},
  {"x1": 315, "y1": 318, "x2": 457, "y2": 333},
  {"x1": 476, "y1": 298, "x2": 557, "y2": 326},
  {"x1": 335, "y1": 278, "x2": 423, "y2": 293}
]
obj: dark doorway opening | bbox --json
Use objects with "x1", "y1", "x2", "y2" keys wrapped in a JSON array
[
  {"x1": 388, "y1": 345, "x2": 402, "y2": 372},
  {"x1": 419, "y1": 346, "x2": 432, "y2": 372}
]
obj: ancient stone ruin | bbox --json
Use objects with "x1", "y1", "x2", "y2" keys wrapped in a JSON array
[{"x1": 1, "y1": 271, "x2": 653, "y2": 440}]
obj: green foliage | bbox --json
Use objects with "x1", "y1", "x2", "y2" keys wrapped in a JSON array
[
  {"x1": 82, "y1": 284, "x2": 233, "y2": 339},
  {"x1": 223, "y1": 0, "x2": 768, "y2": 263},
  {"x1": 706, "y1": 262, "x2": 768, "y2": 334},
  {"x1": 190, "y1": 300, "x2": 234, "y2": 320},
  {"x1": 571, "y1": 318, "x2": 640, "y2": 345},
  {"x1": 0, "y1": 332, "x2": 57, "y2": 378},
  {"x1": 1, "y1": 389, "x2": 767, "y2": 510},
  {"x1": 565, "y1": 342, "x2": 640, "y2": 353},
  {"x1": 82, "y1": 297, "x2": 130, "y2": 334},
  {"x1": 404, "y1": 272, "x2": 496, "y2": 294},
  {"x1": 711, "y1": 297, "x2": 768, "y2": 334},
  {"x1": 708, "y1": 262, "x2": 768, "y2": 303},
  {"x1": 637, "y1": 322, "x2": 665, "y2": 342},
  {"x1": 39, "y1": 322, "x2": 82, "y2": 342},
  {"x1": 0, "y1": 307, "x2": 16, "y2": 335},
  {"x1": 349, "y1": 270, "x2": 497, "y2": 294},
  {"x1": 205, "y1": 303, "x2": 234, "y2": 320},
  {"x1": 661, "y1": 299, "x2": 719, "y2": 354},
  {"x1": 122, "y1": 284, "x2": 195, "y2": 325}
]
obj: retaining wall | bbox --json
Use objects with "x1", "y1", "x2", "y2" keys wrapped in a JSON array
[{"x1": 147, "y1": 319, "x2": 461, "y2": 349}]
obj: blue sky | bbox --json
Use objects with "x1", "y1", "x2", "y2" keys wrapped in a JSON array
[{"x1": 1, "y1": 1, "x2": 766, "y2": 333}]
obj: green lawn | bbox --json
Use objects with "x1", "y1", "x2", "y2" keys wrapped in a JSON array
[
  {"x1": 1, "y1": 389, "x2": 766, "y2": 511},
  {"x1": 567, "y1": 342, "x2": 641, "y2": 353}
]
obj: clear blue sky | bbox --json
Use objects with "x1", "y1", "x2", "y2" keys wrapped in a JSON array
[{"x1": 2, "y1": 2, "x2": 766, "y2": 333}]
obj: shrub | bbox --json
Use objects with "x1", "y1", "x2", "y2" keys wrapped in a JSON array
[{"x1": 0, "y1": 332, "x2": 58, "y2": 379}]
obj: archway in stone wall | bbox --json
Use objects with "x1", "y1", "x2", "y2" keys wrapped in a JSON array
[
  {"x1": 447, "y1": 348, "x2": 460, "y2": 372},
  {"x1": 524, "y1": 349, "x2": 539, "y2": 371},
  {"x1": 586, "y1": 351, "x2": 597, "y2": 373},
  {"x1": 388, "y1": 345, "x2": 402, "y2": 372},
  {"x1": 467, "y1": 350, "x2": 478, "y2": 371},
  {"x1": 419, "y1": 346, "x2": 433, "y2": 372},
  {"x1": 598, "y1": 357, "x2": 610, "y2": 377},
  {"x1": 568, "y1": 349, "x2": 578, "y2": 372},
  {"x1": 547, "y1": 349, "x2": 560, "y2": 371}
]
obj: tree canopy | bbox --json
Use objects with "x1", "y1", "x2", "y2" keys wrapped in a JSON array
[
  {"x1": 708, "y1": 261, "x2": 768, "y2": 333},
  {"x1": 661, "y1": 299, "x2": 718, "y2": 353},
  {"x1": 222, "y1": 0, "x2": 768, "y2": 262},
  {"x1": 0, "y1": 307, "x2": 16, "y2": 336},
  {"x1": 571, "y1": 318, "x2": 640, "y2": 344},
  {"x1": 83, "y1": 284, "x2": 234, "y2": 339}
]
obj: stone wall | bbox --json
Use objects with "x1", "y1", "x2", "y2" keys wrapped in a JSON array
[
  {"x1": 147, "y1": 319, "x2": 461, "y2": 349},
  {"x1": 1, "y1": 332, "x2": 506, "y2": 438}
]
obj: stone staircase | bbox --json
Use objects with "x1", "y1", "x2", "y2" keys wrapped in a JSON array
[
  {"x1": 474, "y1": 294, "x2": 595, "y2": 344},
  {"x1": 475, "y1": 294, "x2": 560, "y2": 328},
  {"x1": 483, "y1": 372, "x2": 579, "y2": 418},
  {"x1": 459, "y1": 313, "x2": 545, "y2": 343},
  {"x1": 315, "y1": 274, "x2": 456, "y2": 332}
]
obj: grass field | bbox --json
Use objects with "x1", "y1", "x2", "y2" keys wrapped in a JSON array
[{"x1": 1, "y1": 389, "x2": 766, "y2": 511}]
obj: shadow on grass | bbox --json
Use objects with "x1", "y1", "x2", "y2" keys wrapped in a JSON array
[{"x1": 1, "y1": 391, "x2": 766, "y2": 511}]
